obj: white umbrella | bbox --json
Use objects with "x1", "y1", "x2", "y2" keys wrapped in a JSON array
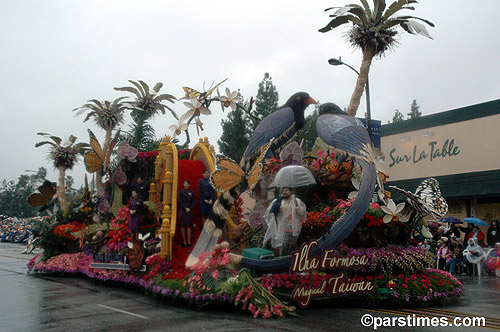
[{"x1": 270, "y1": 165, "x2": 316, "y2": 188}]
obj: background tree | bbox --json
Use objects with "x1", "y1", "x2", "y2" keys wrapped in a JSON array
[
  {"x1": 250, "y1": 73, "x2": 279, "y2": 131},
  {"x1": 35, "y1": 134, "x2": 88, "y2": 215},
  {"x1": 319, "y1": 0, "x2": 434, "y2": 117},
  {"x1": 0, "y1": 168, "x2": 47, "y2": 217},
  {"x1": 218, "y1": 95, "x2": 252, "y2": 161},
  {"x1": 294, "y1": 104, "x2": 320, "y2": 153},
  {"x1": 408, "y1": 99, "x2": 421, "y2": 119},
  {"x1": 390, "y1": 109, "x2": 405, "y2": 123}
]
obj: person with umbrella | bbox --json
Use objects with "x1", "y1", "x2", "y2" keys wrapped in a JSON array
[
  {"x1": 262, "y1": 186, "x2": 307, "y2": 256},
  {"x1": 458, "y1": 223, "x2": 474, "y2": 245}
]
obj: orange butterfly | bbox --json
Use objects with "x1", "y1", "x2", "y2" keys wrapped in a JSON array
[
  {"x1": 210, "y1": 142, "x2": 270, "y2": 192},
  {"x1": 84, "y1": 129, "x2": 120, "y2": 175},
  {"x1": 28, "y1": 180, "x2": 57, "y2": 211}
]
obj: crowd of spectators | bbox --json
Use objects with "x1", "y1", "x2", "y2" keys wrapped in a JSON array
[
  {"x1": 411, "y1": 219, "x2": 500, "y2": 277},
  {"x1": 0, "y1": 216, "x2": 43, "y2": 243}
]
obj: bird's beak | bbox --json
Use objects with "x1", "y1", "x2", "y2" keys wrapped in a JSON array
[{"x1": 304, "y1": 97, "x2": 317, "y2": 105}]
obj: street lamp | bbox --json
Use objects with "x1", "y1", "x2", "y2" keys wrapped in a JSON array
[{"x1": 328, "y1": 57, "x2": 372, "y2": 141}]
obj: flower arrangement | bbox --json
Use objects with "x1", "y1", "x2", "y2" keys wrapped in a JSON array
[
  {"x1": 137, "y1": 151, "x2": 159, "y2": 160},
  {"x1": 184, "y1": 243, "x2": 235, "y2": 294},
  {"x1": 233, "y1": 271, "x2": 296, "y2": 318},
  {"x1": 368, "y1": 269, "x2": 463, "y2": 306},
  {"x1": 260, "y1": 268, "x2": 462, "y2": 308},
  {"x1": 53, "y1": 222, "x2": 86, "y2": 240},
  {"x1": 305, "y1": 150, "x2": 353, "y2": 186},
  {"x1": 144, "y1": 254, "x2": 172, "y2": 279},
  {"x1": 177, "y1": 148, "x2": 192, "y2": 160},
  {"x1": 264, "y1": 157, "x2": 282, "y2": 175},
  {"x1": 303, "y1": 208, "x2": 334, "y2": 229},
  {"x1": 104, "y1": 206, "x2": 131, "y2": 252}
]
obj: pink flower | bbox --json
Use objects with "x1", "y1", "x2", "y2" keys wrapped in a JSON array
[{"x1": 212, "y1": 270, "x2": 219, "y2": 280}]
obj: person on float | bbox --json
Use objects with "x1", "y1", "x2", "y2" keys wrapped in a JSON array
[
  {"x1": 446, "y1": 236, "x2": 464, "y2": 276},
  {"x1": 178, "y1": 179, "x2": 195, "y2": 247},
  {"x1": 463, "y1": 238, "x2": 486, "y2": 275},
  {"x1": 132, "y1": 177, "x2": 148, "y2": 201},
  {"x1": 128, "y1": 190, "x2": 143, "y2": 240},
  {"x1": 198, "y1": 169, "x2": 216, "y2": 223},
  {"x1": 458, "y1": 222, "x2": 474, "y2": 245},
  {"x1": 487, "y1": 219, "x2": 500, "y2": 247},
  {"x1": 467, "y1": 225, "x2": 485, "y2": 247},
  {"x1": 262, "y1": 187, "x2": 306, "y2": 256}
]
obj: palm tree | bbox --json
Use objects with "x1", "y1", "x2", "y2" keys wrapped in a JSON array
[
  {"x1": 35, "y1": 133, "x2": 89, "y2": 215},
  {"x1": 319, "y1": 0, "x2": 434, "y2": 117},
  {"x1": 73, "y1": 97, "x2": 128, "y2": 195},
  {"x1": 114, "y1": 80, "x2": 177, "y2": 151}
]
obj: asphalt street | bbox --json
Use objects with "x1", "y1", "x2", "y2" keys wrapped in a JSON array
[{"x1": 1, "y1": 243, "x2": 499, "y2": 332}]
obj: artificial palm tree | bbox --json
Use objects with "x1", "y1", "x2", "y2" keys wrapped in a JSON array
[
  {"x1": 73, "y1": 97, "x2": 128, "y2": 155},
  {"x1": 73, "y1": 97, "x2": 128, "y2": 195},
  {"x1": 35, "y1": 133, "x2": 89, "y2": 215},
  {"x1": 114, "y1": 80, "x2": 177, "y2": 151},
  {"x1": 319, "y1": 0, "x2": 434, "y2": 117}
]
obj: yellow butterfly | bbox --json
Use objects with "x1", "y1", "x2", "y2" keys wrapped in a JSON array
[
  {"x1": 182, "y1": 78, "x2": 228, "y2": 102},
  {"x1": 84, "y1": 129, "x2": 120, "y2": 175},
  {"x1": 210, "y1": 142, "x2": 270, "y2": 193}
]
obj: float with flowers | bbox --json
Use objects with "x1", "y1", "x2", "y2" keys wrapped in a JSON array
[{"x1": 27, "y1": 78, "x2": 462, "y2": 318}]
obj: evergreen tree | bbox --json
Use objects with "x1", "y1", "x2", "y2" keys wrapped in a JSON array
[
  {"x1": 408, "y1": 99, "x2": 422, "y2": 119},
  {"x1": 251, "y1": 73, "x2": 279, "y2": 131},
  {"x1": 391, "y1": 109, "x2": 405, "y2": 123},
  {"x1": 0, "y1": 167, "x2": 47, "y2": 217},
  {"x1": 294, "y1": 104, "x2": 320, "y2": 153},
  {"x1": 218, "y1": 96, "x2": 251, "y2": 162}
]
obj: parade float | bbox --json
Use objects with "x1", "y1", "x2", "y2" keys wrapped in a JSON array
[
  {"x1": 26, "y1": 76, "x2": 463, "y2": 318},
  {"x1": 26, "y1": 0, "x2": 465, "y2": 318}
]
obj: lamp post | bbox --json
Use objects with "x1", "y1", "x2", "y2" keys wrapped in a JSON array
[{"x1": 328, "y1": 57, "x2": 372, "y2": 141}]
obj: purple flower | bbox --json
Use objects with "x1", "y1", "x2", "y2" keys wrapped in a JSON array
[
  {"x1": 98, "y1": 199, "x2": 110, "y2": 214},
  {"x1": 112, "y1": 169, "x2": 127, "y2": 185},
  {"x1": 116, "y1": 141, "x2": 138, "y2": 162}
]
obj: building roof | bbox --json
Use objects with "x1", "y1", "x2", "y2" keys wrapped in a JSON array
[{"x1": 382, "y1": 99, "x2": 500, "y2": 137}]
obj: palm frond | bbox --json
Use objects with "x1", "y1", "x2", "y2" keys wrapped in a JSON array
[{"x1": 128, "y1": 80, "x2": 146, "y2": 97}]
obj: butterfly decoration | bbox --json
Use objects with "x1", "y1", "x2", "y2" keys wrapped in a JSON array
[
  {"x1": 181, "y1": 78, "x2": 228, "y2": 102},
  {"x1": 28, "y1": 180, "x2": 57, "y2": 211},
  {"x1": 84, "y1": 129, "x2": 120, "y2": 176},
  {"x1": 210, "y1": 142, "x2": 271, "y2": 193},
  {"x1": 389, "y1": 178, "x2": 447, "y2": 220},
  {"x1": 414, "y1": 178, "x2": 448, "y2": 217}
]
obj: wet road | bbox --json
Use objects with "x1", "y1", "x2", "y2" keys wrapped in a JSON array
[{"x1": 1, "y1": 242, "x2": 499, "y2": 332}]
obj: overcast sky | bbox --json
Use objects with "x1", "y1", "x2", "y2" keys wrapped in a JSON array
[{"x1": 1, "y1": 0, "x2": 499, "y2": 188}]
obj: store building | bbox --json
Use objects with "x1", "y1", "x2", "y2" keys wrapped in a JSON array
[{"x1": 381, "y1": 99, "x2": 500, "y2": 238}]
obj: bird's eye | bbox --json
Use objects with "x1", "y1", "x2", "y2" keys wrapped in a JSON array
[{"x1": 297, "y1": 96, "x2": 302, "y2": 101}]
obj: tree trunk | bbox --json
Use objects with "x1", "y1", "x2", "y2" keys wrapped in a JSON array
[
  {"x1": 57, "y1": 165, "x2": 69, "y2": 215},
  {"x1": 346, "y1": 46, "x2": 376, "y2": 117},
  {"x1": 95, "y1": 129, "x2": 112, "y2": 198}
]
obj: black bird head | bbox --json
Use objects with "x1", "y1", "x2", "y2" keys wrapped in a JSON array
[
  {"x1": 319, "y1": 102, "x2": 346, "y2": 116},
  {"x1": 284, "y1": 92, "x2": 317, "y2": 129}
]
